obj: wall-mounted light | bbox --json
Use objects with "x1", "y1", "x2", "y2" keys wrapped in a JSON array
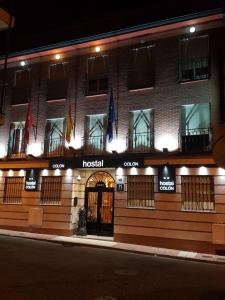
[
  {"x1": 55, "y1": 54, "x2": 61, "y2": 60},
  {"x1": 19, "y1": 169, "x2": 25, "y2": 177},
  {"x1": 54, "y1": 169, "x2": 61, "y2": 176},
  {"x1": 95, "y1": 46, "x2": 101, "y2": 53},
  {"x1": 76, "y1": 175, "x2": 81, "y2": 181},
  {"x1": 42, "y1": 169, "x2": 48, "y2": 176},
  {"x1": 199, "y1": 166, "x2": 207, "y2": 176},
  {"x1": 189, "y1": 26, "x2": 196, "y2": 33},
  {"x1": 8, "y1": 169, "x2": 13, "y2": 176},
  {"x1": 20, "y1": 61, "x2": 27, "y2": 67}
]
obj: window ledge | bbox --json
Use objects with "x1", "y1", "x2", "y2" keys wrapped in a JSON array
[
  {"x1": 11, "y1": 103, "x2": 28, "y2": 107},
  {"x1": 46, "y1": 98, "x2": 66, "y2": 103},
  {"x1": 178, "y1": 78, "x2": 209, "y2": 85},
  {"x1": 182, "y1": 209, "x2": 215, "y2": 213},
  {"x1": 127, "y1": 206, "x2": 155, "y2": 210},
  {"x1": 128, "y1": 86, "x2": 154, "y2": 92},
  {"x1": 86, "y1": 93, "x2": 108, "y2": 98}
]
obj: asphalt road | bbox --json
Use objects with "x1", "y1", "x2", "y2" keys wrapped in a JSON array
[{"x1": 0, "y1": 236, "x2": 225, "y2": 300}]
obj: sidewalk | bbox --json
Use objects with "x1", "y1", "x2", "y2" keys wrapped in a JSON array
[{"x1": 1, "y1": 228, "x2": 225, "y2": 265}]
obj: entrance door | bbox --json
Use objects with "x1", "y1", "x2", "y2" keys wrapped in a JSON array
[{"x1": 85, "y1": 187, "x2": 114, "y2": 236}]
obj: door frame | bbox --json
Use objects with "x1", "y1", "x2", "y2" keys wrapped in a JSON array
[{"x1": 85, "y1": 186, "x2": 114, "y2": 236}]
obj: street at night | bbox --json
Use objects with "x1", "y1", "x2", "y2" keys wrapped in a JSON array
[{"x1": 0, "y1": 236, "x2": 225, "y2": 300}]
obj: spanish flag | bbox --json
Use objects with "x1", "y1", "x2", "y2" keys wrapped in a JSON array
[
  {"x1": 65, "y1": 101, "x2": 74, "y2": 143},
  {"x1": 24, "y1": 102, "x2": 34, "y2": 146}
]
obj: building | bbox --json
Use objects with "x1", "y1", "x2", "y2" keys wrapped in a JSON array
[{"x1": 0, "y1": 7, "x2": 225, "y2": 254}]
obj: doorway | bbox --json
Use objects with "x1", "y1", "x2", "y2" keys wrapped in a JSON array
[{"x1": 85, "y1": 172, "x2": 115, "y2": 236}]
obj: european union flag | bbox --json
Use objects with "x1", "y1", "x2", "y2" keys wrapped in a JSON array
[{"x1": 107, "y1": 89, "x2": 116, "y2": 143}]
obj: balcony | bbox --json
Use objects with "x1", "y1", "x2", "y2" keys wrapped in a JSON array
[
  {"x1": 179, "y1": 128, "x2": 212, "y2": 153},
  {"x1": 127, "y1": 132, "x2": 154, "y2": 153},
  {"x1": 7, "y1": 140, "x2": 26, "y2": 159},
  {"x1": 83, "y1": 135, "x2": 106, "y2": 155},
  {"x1": 44, "y1": 138, "x2": 65, "y2": 158}
]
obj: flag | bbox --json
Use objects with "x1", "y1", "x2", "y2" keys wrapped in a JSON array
[
  {"x1": 24, "y1": 102, "x2": 34, "y2": 145},
  {"x1": 107, "y1": 89, "x2": 116, "y2": 143},
  {"x1": 65, "y1": 101, "x2": 74, "y2": 143}
]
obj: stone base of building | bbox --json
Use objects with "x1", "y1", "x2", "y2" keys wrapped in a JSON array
[
  {"x1": 114, "y1": 233, "x2": 225, "y2": 255},
  {"x1": 0, "y1": 225, "x2": 76, "y2": 237}
]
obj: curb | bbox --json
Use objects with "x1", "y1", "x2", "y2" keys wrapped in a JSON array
[{"x1": 1, "y1": 230, "x2": 225, "y2": 265}]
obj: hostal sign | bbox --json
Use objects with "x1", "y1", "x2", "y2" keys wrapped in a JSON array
[
  {"x1": 158, "y1": 165, "x2": 176, "y2": 193},
  {"x1": 25, "y1": 169, "x2": 39, "y2": 191}
]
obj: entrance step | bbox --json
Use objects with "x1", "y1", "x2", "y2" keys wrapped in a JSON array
[{"x1": 73, "y1": 234, "x2": 113, "y2": 242}]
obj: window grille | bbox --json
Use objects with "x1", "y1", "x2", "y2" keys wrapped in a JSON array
[
  {"x1": 87, "y1": 55, "x2": 108, "y2": 95},
  {"x1": 41, "y1": 176, "x2": 62, "y2": 205},
  {"x1": 12, "y1": 68, "x2": 31, "y2": 105},
  {"x1": 3, "y1": 177, "x2": 23, "y2": 204},
  {"x1": 181, "y1": 175, "x2": 214, "y2": 211},
  {"x1": 128, "y1": 45, "x2": 155, "y2": 90},
  {"x1": 47, "y1": 62, "x2": 68, "y2": 101},
  {"x1": 178, "y1": 35, "x2": 209, "y2": 82},
  {"x1": 127, "y1": 175, "x2": 154, "y2": 208}
]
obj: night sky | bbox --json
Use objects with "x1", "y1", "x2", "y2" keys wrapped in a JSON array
[{"x1": 0, "y1": 0, "x2": 225, "y2": 53}]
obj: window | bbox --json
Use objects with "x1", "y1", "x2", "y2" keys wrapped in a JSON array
[
  {"x1": 128, "y1": 45, "x2": 155, "y2": 90},
  {"x1": 8, "y1": 122, "x2": 26, "y2": 158},
  {"x1": 180, "y1": 103, "x2": 211, "y2": 153},
  {"x1": 181, "y1": 176, "x2": 214, "y2": 211},
  {"x1": 44, "y1": 118, "x2": 65, "y2": 157},
  {"x1": 3, "y1": 177, "x2": 24, "y2": 204},
  {"x1": 47, "y1": 62, "x2": 68, "y2": 101},
  {"x1": 12, "y1": 68, "x2": 31, "y2": 105},
  {"x1": 128, "y1": 109, "x2": 154, "y2": 152},
  {"x1": 178, "y1": 35, "x2": 209, "y2": 82},
  {"x1": 84, "y1": 114, "x2": 107, "y2": 155},
  {"x1": 41, "y1": 176, "x2": 62, "y2": 205},
  {"x1": 127, "y1": 175, "x2": 154, "y2": 208},
  {"x1": 87, "y1": 55, "x2": 108, "y2": 95}
]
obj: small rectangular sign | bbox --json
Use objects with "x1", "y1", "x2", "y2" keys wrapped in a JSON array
[
  {"x1": 116, "y1": 183, "x2": 124, "y2": 192},
  {"x1": 25, "y1": 169, "x2": 39, "y2": 191},
  {"x1": 158, "y1": 165, "x2": 176, "y2": 193}
]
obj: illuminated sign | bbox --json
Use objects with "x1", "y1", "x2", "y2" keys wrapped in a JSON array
[
  {"x1": 158, "y1": 165, "x2": 176, "y2": 193},
  {"x1": 82, "y1": 159, "x2": 104, "y2": 168},
  {"x1": 25, "y1": 169, "x2": 39, "y2": 191}
]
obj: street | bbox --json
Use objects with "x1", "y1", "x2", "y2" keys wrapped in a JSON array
[{"x1": 0, "y1": 236, "x2": 225, "y2": 300}]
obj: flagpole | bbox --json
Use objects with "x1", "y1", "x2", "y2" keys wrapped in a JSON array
[{"x1": 116, "y1": 45, "x2": 120, "y2": 138}]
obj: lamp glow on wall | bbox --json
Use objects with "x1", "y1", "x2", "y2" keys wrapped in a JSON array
[
  {"x1": 107, "y1": 138, "x2": 126, "y2": 154},
  {"x1": 27, "y1": 143, "x2": 42, "y2": 157},
  {"x1": 155, "y1": 134, "x2": 178, "y2": 152},
  {"x1": 0, "y1": 144, "x2": 6, "y2": 158}
]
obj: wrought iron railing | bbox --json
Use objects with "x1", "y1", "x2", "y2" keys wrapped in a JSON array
[
  {"x1": 83, "y1": 135, "x2": 106, "y2": 155},
  {"x1": 179, "y1": 128, "x2": 212, "y2": 153},
  {"x1": 7, "y1": 139, "x2": 26, "y2": 159},
  {"x1": 127, "y1": 132, "x2": 154, "y2": 153},
  {"x1": 44, "y1": 138, "x2": 65, "y2": 157}
]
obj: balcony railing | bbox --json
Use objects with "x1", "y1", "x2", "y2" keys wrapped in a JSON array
[
  {"x1": 7, "y1": 139, "x2": 26, "y2": 159},
  {"x1": 179, "y1": 56, "x2": 209, "y2": 82},
  {"x1": 127, "y1": 132, "x2": 154, "y2": 153},
  {"x1": 83, "y1": 135, "x2": 106, "y2": 155},
  {"x1": 179, "y1": 128, "x2": 212, "y2": 153},
  {"x1": 44, "y1": 138, "x2": 65, "y2": 158}
]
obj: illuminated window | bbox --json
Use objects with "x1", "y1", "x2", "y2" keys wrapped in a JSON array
[
  {"x1": 129, "y1": 109, "x2": 154, "y2": 153},
  {"x1": 127, "y1": 175, "x2": 154, "y2": 208},
  {"x1": 84, "y1": 114, "x2": 107, "y2": 155},
  {"x1": 178, "y1": 35, "x2": 209, "y2": 82},
  {"x1": 44, "y1": 118, "x2": 65, "y2": 157},
  {"x1": 8, "y1": 122, "x2": 26, "y2": 158},
  {"x1": 86, "y1": 55, "x2": 108, "y2": 95},
  {"x1": 181, "y1": 175, "x2": 214, "y2": 211}
]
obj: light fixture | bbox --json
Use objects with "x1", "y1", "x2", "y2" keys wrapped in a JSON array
[
  {"x1": 20, "y1": 61, "x2": 26, "y2": 67},
  {"x1": 189, "y1": 26, "x2": 196, "y2": 33},
  {"x1": 95, "y1": 46, "x2": 101, "y2": 53},
  {"x1": 55, "y1": 54, "x2": 61, "y2": 60},
  {"x1": 76, "y1": 175, "x2": 81, "y2": 181}
]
